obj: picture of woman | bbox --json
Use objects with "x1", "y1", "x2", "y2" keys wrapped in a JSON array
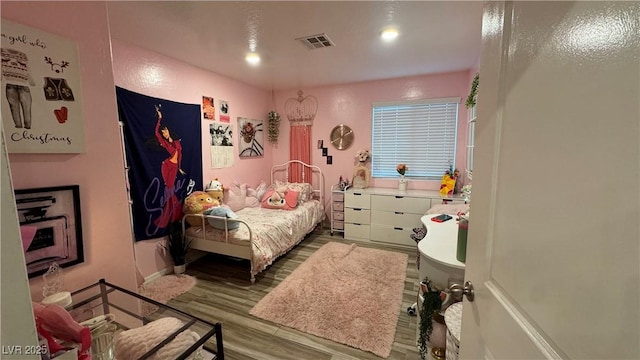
[{"x1": 153, "y1": 105, "x2": 185, "y2": 228}]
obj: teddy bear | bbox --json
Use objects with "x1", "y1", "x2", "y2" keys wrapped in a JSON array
[
  {"x1": 205, "y1": 178, "x2": 225, "y2": 204},
  {"x1": 183, "y1": 191, "x2": 220, "y2": 226},
  {"x1": 352, "y1": 149, "x2": 371, "y2": 189}
]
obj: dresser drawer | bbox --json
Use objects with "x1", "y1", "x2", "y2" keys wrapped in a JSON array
[
  {"x1": 370, "y1": 224, "x2": 415, "y2": 247},
  {"x1": 371, "y1": 194, "x2": 431, "y2": 214},
  {"x1": 332, "y1": 202, "x2": 344, "y2": 211},
  {"x1": 345, "y1": 191, "x2": 370, "y2": 209},
  {"x1": 370, "y1": 210, "x2": 423, "y2": 228},
  {"x1": 333, "y1": 212, "x2": 344, "y2": 221},
  {"x1": 333, "y1": 221, "x2": 344, "y2": 230},
  {"x1": 333, "y1": 192, "x2": 344, "y2": 202},
  {"x1": 344, "y1": 208, "x2": 370, "y2": 224},
  {"x1": 345, "y1": 223, "x2": 370, "y2": 240}
]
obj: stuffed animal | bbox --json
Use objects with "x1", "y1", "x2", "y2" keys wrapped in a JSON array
[
  {"x1": 352, "y1": 149, "x2": 371, "y2": 189},
  {"x1": 183, "y1": 191, "x2": 220, "y2": 226},
  {"x1": 261, "y1": 188, "x2": 299, "y2": 210},
  {"x1": 205, "y1": 178, "x2": 225, "y2": 204}
]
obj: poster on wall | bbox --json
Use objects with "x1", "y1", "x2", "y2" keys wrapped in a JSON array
[
  {"x1": 238, "y1": 117, "x2": 264, "y2": 158},
  {"x1": 1, "y1": 19, "x2": 86, "y2": 153},
  {"x1": 210, "y1": 123, "x2": 233, "y2": 168},
  {"x1": 219, "y1": 99, "x2": 230, "y2": 123},
  {"x1": 116, "y1": 87, "x2": 203, "y2": 241},
  {"x1": 202, "y1": 95, "x2": 215, "y2": 120}
]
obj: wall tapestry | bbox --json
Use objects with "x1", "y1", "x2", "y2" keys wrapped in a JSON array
[
  {"x1": 210, "y1": 122, "x2": 234, "y2": 168},
  {"x1": 116, "y1": 87, "x2": 203, "y2": 241},
  {"x1": 1, "y1": 19, "x2": 86, "y2": 153},
  {"x1": 238, "y1": 117, "x2": 264, "y2": 158}
]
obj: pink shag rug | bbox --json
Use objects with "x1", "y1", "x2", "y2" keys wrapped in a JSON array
[
  {"x1": 250, "y1": 242, "x2": 408, "y2": 358},
  {"x1": 138, "y1": 274, "x2": 197, "y2": 316}
]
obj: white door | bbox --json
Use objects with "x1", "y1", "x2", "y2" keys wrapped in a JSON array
[{"x1": 459, "y1": 2, "x2": 639, "y2": 359}]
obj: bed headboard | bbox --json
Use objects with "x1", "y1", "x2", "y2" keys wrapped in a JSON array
[{"x1": 270, "y1": 160, "x2": 324, "y2": 204}]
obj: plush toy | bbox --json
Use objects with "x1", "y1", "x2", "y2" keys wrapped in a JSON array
[
  {"x1": 183, "y1": 191, "x2": 220, "y2": 226},
  {"x1": 205, "y1": 178, "x2": 225, "y2": 204},
  {"x1": 439, "y1": 169, "x2": 459, "y2": 196},
  {"x1": 261, "y1": 188, "x2": 299, "y2": 210},
  {"x1": 203, "y1": 206, "x2": 240, "y2": 230},
  {"x1": 352, "y1": 149, "x2": 371, "y2": 189}
]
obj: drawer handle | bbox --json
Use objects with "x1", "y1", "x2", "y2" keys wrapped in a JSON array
[
  {"x1": 354, "y1": 193, "x2": 362, "y2": 196},
  {"x1": 353, "y1": 208, "x2": 362, "y2": 211},
  {"x1": 394, "y1": 211, "x2": 404, "y2": 215},
  {"x1": 394, "y1": 227, "x2": 403, "y2": 230},
  {"x1": 354, "y1": 223, "x2": 362, "y2": 226},
  {"x1": 395, "y1": 196, "x2": 404, "y2": 199}
]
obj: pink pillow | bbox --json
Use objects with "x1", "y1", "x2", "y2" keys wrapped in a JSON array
[
  {"x1": 261, "y1": 189, "x2": 299, "y2": 210},
  {"x1": 225, "y1": 183, "x2": 247, "y2": 212}
]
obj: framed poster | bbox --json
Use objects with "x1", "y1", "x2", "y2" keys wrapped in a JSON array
[
  {"x1": 238, "y1": 117, "x2": 264, "y2": 158},
  {"x1": 1, "y1": 19, "x2": 86, "y2": 153},
  {"x1": 15, "y1": 185, "x2": 84, "y2": 278}
]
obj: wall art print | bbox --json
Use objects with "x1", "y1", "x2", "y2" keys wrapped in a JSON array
[
  {"x1": 15, "y1": 185, "x2": 84, "y2": 278},
  {"x1": 219, "y1": 99, "x2": 230, "y2": 123},
  {"x1": 202, "y1": 95, "x2": 215, "y2": 120},
  {"x1": 1, "y1": 19, "x2": 85, "y2": 153},
  {"x1": 210, "y1": 122, "x2": 234, "y2": 168},
  {"x1": 238, "y1": 117, "x2": 264, "y2": 158}
]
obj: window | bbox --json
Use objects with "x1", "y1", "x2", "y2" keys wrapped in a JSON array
[{"x1": 371, "y1": 97, "x2": 459, "y2": 179}]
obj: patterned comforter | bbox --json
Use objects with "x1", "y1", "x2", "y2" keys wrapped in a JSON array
[{"x1": 184, "y1": 200, "x2": 324, "y2": 277}]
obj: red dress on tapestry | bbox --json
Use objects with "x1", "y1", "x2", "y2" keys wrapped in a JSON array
[{"x1": 153, "y1": 117, "x2": 183, "y2": 228}]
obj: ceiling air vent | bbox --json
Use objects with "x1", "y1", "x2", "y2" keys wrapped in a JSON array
[{"x1": 296, "y1": 33, "x2": 335, "y2": 50}]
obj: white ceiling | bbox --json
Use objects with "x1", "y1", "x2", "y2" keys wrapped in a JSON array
[{"x1": 106, "y1": 1, "x2": 483, "y2": 91}]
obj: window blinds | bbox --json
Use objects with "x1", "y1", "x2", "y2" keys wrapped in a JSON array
[{"x1": 371, "y1": 98, "x2": 459, "y2": 179}]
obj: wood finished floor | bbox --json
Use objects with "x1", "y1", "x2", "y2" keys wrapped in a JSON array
[{"x1": 168, "y1": 228, "x2": 421, "y2": 360}]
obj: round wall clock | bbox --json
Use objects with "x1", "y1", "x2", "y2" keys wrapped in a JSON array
[{"x1": 330, "y1": 124, "x2": 354, "y2": 150}]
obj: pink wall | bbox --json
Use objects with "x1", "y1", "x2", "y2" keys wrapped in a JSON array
[
  {"x1": 2, "y1": 2, "x2": 138, "y2": 298},
  {"x1": 273, "y1": 71, "x2": 473, "y2": 208},
  {"x1": 111, "y1": 41, "x2": 272, "y2": 278}
]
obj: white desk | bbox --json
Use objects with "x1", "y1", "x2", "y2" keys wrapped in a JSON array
[{"x1": 417, "y1": 214, "x2": 466, "y2": 289}]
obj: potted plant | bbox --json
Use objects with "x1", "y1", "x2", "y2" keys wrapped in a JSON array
[
  {"x1": 162, "y1": 221, "x2": 191, "y2": 274},
  {"x1": 418, "y1": 278, "x2": 444, "y2": 360}
]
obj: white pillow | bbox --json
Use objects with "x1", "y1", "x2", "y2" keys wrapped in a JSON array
[{"x1": 274, "y1": 180, "x2": 312, "y2": 204}]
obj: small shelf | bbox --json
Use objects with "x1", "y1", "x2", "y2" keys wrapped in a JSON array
[{"x1": 330, "y1": 184, "x2": 346, "y2": 236}]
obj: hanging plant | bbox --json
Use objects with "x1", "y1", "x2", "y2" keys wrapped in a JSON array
[
  {"x1": 465, "y1": 72, "x2": 479, "y2": 108},
  {"x1": 267, "y1": 110, "x2": 280, "y2": 144}
]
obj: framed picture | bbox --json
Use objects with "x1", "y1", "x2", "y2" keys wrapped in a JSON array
[
  {"x1": 14, "y1": 185, "x2": 84, "y2": 278},
  {"x1": 322, "y1": 147, "x2": 328, "y2": 157},
  {"x1": 238, "y1": 117, "x2": 264, "y2": 158},
  {"x1": 327, "y1": 155, "x2": 333, "y2": 164},
  {"x1": 1, "y1": 20, "x2": 86, "y2": 153},
  {"x1": 317, "y1": 140, "x2": 323, "y2": 149}
]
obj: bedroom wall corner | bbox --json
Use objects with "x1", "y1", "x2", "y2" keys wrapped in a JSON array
[
  {"x1": 1, "y1": 1, "x2": 138, "y2": 298},
  {"x1": 110, "y1": 40, "x2": 272, "y2": 278}
]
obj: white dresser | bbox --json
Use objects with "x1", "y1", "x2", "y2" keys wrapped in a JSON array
[{"x1": 343, "y1": 187, "x2": 463, "y2": 247}]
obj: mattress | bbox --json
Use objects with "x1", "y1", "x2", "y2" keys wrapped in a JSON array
[{"x1": 184, "y1": 200, "x2": 324, "y2": 275}]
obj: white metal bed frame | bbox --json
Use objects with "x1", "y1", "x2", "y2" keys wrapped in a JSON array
[{"x1": 182, "y1": 160, "x2": 324, "y2": 283}]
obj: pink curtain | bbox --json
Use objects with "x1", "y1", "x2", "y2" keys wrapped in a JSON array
[{"x1": 289, "y1": 125, "x2": 312, "y2": 182}]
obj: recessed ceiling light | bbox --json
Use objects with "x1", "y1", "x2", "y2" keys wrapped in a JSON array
[
  {"x1": 381, "y1": 28, "x2": 399, "y2": 41},
  {"x1": 245, "y1": 52, "x2": 261, "y2": 65}
]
